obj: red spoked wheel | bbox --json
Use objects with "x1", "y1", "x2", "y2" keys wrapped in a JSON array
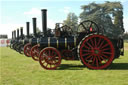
[
  {"x1": 31, "y1": 44, "x2": 40, "y2": 61},
  {"x1": 39, "y1": 47, "x2": 61, "y2": 70},
  {"x1": 24, "y1": 43, "x2": 32, "y2": 57},
  {"x1": 78, "y1": 34, "x2": 114, "y2": 69},
  {"x1": 61, "y1": 50, "x2": 74, "y2": 60}
]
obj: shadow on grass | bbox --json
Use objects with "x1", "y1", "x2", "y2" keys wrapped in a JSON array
[
  {"x1": 58, "y1": 63, "x2": 128, "y2": 70},
  {"x1": 110, "y1": 63, "x2": 128, "y2": 70},
  {"x1": 59, "y1": 64, "x2": 85, "y2": 70}
]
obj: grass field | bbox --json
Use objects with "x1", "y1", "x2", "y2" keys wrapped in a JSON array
[{"x1": 0, "y1": 43, "x2": 128, "y2": 85}]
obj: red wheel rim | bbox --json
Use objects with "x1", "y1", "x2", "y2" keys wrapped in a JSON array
[
  {"x1": 39, "y1": 47, "x2": 61, "y2": 70},
  {"x1": 31, "y1": 44, "x2": 40, "y2": 61},
  {"x1": 24, "y1": 43, "x2": 32, "y2": 57},
  {"x1": 61, "y1": 50, "x2": 74, "y2": 60},
  {"x1": 79, "y1": 34, "x2": 114, "y2": 69}
]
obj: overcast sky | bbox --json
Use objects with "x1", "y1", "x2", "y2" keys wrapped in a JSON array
[{"x1": 0, "y1": 0, "x2": 128, "y2": 38}]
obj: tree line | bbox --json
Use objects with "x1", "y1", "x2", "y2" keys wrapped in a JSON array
[{"x1": 63, "y1": 1, "x2": 127, "y2": 39}]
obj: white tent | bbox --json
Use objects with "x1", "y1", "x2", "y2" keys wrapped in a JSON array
[{"x1": 0, "y1": 39, "x2": 10, "y2": 47}]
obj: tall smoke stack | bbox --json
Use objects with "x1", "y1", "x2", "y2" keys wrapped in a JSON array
[
  {"x1": 20, "y1": 27, "x2": 23, "y2": 37},
  {"x1": 14, "y1": 30, "x2": 16, "y2": 39},
  {"x1": 17, "y1": 29, "x2": 19, "y2": 39},
  {"x1": 12, "y1": 31, "x2": 14, "y2": 39},
  {"x1": 26, "y1": 22, "x2": 30, "y2": 37},
  {"x1": 32, "y1": 18, "x2": 37, "y2": 37},
  {"x1": 41, "y1": 9, "x2": 47, "y2": 37}
]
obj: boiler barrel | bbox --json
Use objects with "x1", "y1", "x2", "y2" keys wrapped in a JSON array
[{"x1": 39, "y1": 37, "x2": 77, "y2": 49}]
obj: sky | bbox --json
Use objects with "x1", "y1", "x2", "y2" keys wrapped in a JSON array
[{"x1": 0, "y1": 0, "x2": 128, "y2": 38}]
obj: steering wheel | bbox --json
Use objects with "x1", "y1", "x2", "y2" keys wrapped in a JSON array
[{"x1": 78, "y1": 20, "x2": 100, "y2": 34}]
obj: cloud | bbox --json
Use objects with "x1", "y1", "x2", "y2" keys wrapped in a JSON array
[
  {"x1": 23, "y1": 8, "x2": 56, "y2": 29},
  {"x1": 63, "y1": 7, "x2": 71, "y2": 14},
  {"x1": 24, "y1": 8, "x2": 41, "y2": 18},
  {"x1": 59, "y1": 7, "x2": 71, "y2": 14}
]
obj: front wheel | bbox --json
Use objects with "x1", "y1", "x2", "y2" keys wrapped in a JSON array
[
  {"x1": 31, "y1": 44, "x2": 40, "y2": 61},
  {"x1": 39, "y1": 47, "x2": 61, "y2": 70},
  {"x1": 24, "y1": 43, "x2": 32, "y2": 57}
]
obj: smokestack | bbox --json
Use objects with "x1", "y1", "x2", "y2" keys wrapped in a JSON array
[
  {"x1": 14, "y1": 30, "x2": 16, "y2": 39},
  {"x1": 32, "y1": 18, "x2": 37, "y2": 37},
  {"x1": 20, "y1": 27, "x2": 23, "y2": 37},
  {"x1": 41, "y1": 9, "x2": 47, "y2": 36},
  {"x1": 26, "y1": 22, "x2": 30, "y2": 37},
  {"x1": 12, "y1": 31, "x2": 14, "y2": 39},
  {"x1": 17, "y1": 29, "x2": 19, "y2": 39}
]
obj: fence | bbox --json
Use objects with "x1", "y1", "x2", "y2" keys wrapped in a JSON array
[{"x1": 0, "y1": 39, "x2": 10, "y2": 47}]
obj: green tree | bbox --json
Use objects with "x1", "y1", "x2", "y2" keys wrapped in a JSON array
[
  {"x1": 80, "y1": 1, "x2": 124, "y2": 37},
  {"x1": 63, "y1": 12, "x2": 78, "y2": 34},
  {"x1": 36, "y1": 27, "x2": 41, "y2": 33},
  {"x1": 124, "y1": 32, "x2": 128, "y2": 40}
]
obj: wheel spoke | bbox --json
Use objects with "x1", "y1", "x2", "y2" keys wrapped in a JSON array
[
  {"x1": 101, "y1": 43, "x2": 109, "y2": 49},
  {"x1": 96, "y1": 57, "x2": 99, "y2": 67},
  {"x1": 101, "y1": 53, "x2": 109, "y2": 58},
  {"x1": 48, "y1": 50, "x2": 51, "y2": 56},
  {"x1": 85, "y1": 54, "x2": 93, "y2": 60},
  {"x1": 102, "y1": 52, "x2": 112, "y2": 55},
  {"x1": 99, "y1": 40, "x2": 104, "y2": 48},
  {"x1": 97, "y1": 38, "x2": 101, "y2": 47},
  {"x1": 101, "y1": 48, "x2": 110, "y2": 51},
  {"x1": 97, "y1": 56, "x2": 102, "y2": 64},
  {"x1": 82, "y1": 53, "x2": 91, "y2": 56},
  {"x1": 83, "y1": 44, "x2": 90, "y2": 49},
  {"x1": 82, "y1": 50, "x2": 92, "y2": 52},
  {"x1": 87, "y1": 56, "x2": 93, "y2": 64},
  {"x1": 94, "y1": 38, "x2": 97, "y2": 47},
  {"x1": 90, "y1": 38, "x2": 95, "y2": 47},
  {"x1": 92, "y1": 56, "x2": 96, "y2": 65},
  {"x1": 86, "y1": 41, "x2": 93, "y2": 48},
  {"x1": 99, "y1": 56, "x2": 106, "y2": 62}
]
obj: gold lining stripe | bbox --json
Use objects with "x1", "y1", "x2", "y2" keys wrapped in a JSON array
[
  {"x1": 29, "y1": 39, "x2": 31, "y2": 43},
  {"x1": 74, "y1": 37, "x2": 76, "y2": 47},
  {"x1": 23, "y1": 40, "x2": 24, "y2": 44},
  {"x1": 37, "y1": 38, "x2": 39, "y2": 44},
  {"x1": 48, "y1": 37, "x2": 50, "y2": 47},
  {"x1": 65, "y1": 38, "x2": 67, "y2": 48},
  {"x1": 57, "y1": 40, "x2": 59, "y2": 48}
]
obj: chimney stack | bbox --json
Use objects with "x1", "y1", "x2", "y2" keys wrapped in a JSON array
[
  {"x1": 32, "y1": 18, "x2": 37, "y2": 37},
  {"x1": 41, "y1": 9, "x2": 47, "y2": 36},
  {"x1": 26, "y1": 22, "x2": 30, "y2": 37}
]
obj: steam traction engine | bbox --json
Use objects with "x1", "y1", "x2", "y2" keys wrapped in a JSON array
[
  {"x1": 28, "y1": 9, "x2": 124, "y2": 70},
  {"x1": 11, "y1": 9, "x2": 124, "y2": 70}
]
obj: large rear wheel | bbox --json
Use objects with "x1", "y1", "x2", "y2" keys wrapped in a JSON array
[{"x1": 78, "y1": 34, "x2": 114, "y2": 69}]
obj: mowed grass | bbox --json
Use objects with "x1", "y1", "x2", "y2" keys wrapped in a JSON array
[{"x1": 0, "y1": 43, "x2": 128, "y2": 85}]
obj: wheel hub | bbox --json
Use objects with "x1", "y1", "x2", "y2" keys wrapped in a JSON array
[
  {"x1": 94, "y1": 50, "x2": 99, "y2": 54},
  {"x1": 92, "y1": 48, "x2": 100, "y2": 55}
]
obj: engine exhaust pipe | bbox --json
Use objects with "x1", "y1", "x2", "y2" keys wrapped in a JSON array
[
  {"x1": 20, "y1": 27, "x2": 23, "y2": 37},
  {"x1": 17, "y1": 29, "x2": 19, "y2": 39},
  {"x1": 12, "y1": 31, "x2": 14, "y2": 39},
  {"x1": 32, "y1": 18, "x2": 37, "y2": 37},
  {"x1": 41, "y1": 9, "x2": 47, "y2": 37},
  {"x1": 14, "y1": 30, "x2": 16, "y2": 39},
  {"x1": 26, "y1": 22, "x2": 30, "y2": 37}
]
